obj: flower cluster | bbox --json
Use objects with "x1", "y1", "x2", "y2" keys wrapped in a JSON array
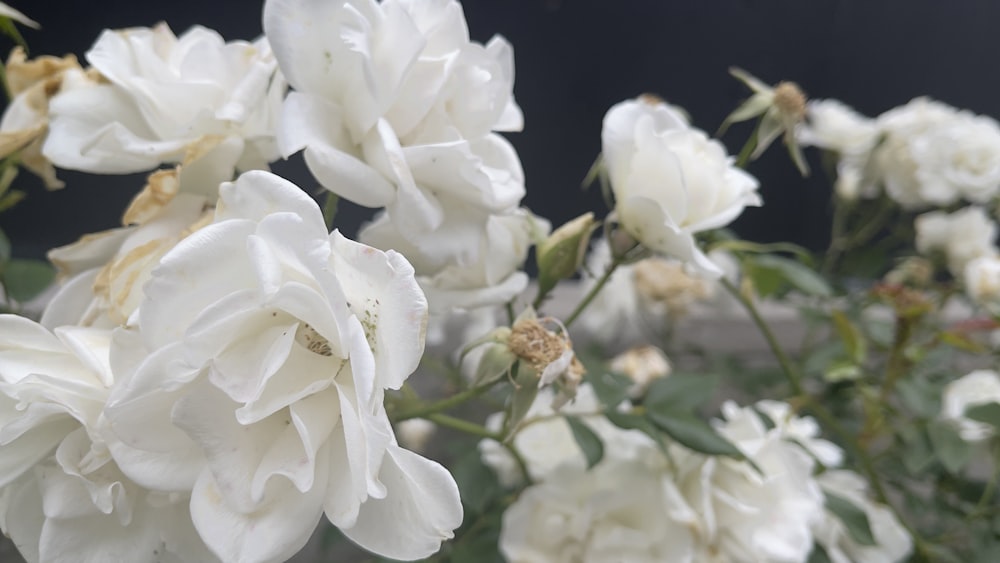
[{"x1": 483, "y1": 388, "x2": 912, "y2": 562}]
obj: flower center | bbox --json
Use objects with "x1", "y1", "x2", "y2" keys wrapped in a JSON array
[{"x1": 295, "y1": 323, "x2": 333, "y2": 356}]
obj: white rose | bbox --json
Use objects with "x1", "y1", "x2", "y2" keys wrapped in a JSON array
[
  {"x1": 940, "y1": 369, "x2": 1000, "y2": 441},
  {"x1": 104, "y1": 171, "x2": 461, "y2": 562},
  {"x1": 799, "y1": 99, "x2": 879, "y2": 158},
  {"x1": 479, "y1": 384, "x2": 653, "y2": 487},
  {"x1": 798, "y1": 99, "x2": 880, "y2": 201},
  {"x1": 602, "y1": 96, "x2": 761, "y2": 277},
  {"x1": 871, "y1": 97, "x2": 999, "y2": 208},
  {"x1": 814, "y1": 470, "x2": 913, "y2": 563},
  {"x1": 360, "y1": 206, "x2": 548, "y2": 312},
  {"x1": 914, "y1": 206, "x2": 997, "y2": 277},
  {"x1": 265, "y1": 0, "x2": 524, "y2": 259},
  {"x1": 43, "y1": 23, "x2": 283, "y2": 192},
  {"x1": 674, "y1": 401, "x2": 826, "y2": 562},
  {"x1": 964, "y1": 254, "x2": 1000, "y2": 305},
  {"x1": 499, "y1": 458, "x2": 698, "y2": 563},
  {"x1": 0, "y1": 316, "x2": 216, "y2": 563},
  {"x1": 911, "y1": 112, "x2": 1000, "y2": 205}
]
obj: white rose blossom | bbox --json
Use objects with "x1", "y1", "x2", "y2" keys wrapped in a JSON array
[
  {"x1": 964, "y1": 254, "x2": 1000, "y2": 305},
  {"x1": 0, "y1": 316, "x2": 216, "y2": 563},
  {"x1": 602, "y1": 95, "x2": 761, "y2": 277},
  {"x1": 264, "y1": 0, "x2": 524, "y2": 263},
  {"x1": 871, "y1": 97, "x2": 1000, "y2": 208},
  {"x1": 43, "y1": 23, "x2": 283, "y2": 192},
  {"x1": 914, "y1": 206, "x2": 997, "y2": 277},
  {"x1": 798, "y1": 99, "x2": 880, "y2": 200},
  {"x1": 499, "y1": 457, "x2": 698, "y2": 563},
  {"x1": 674, "y1": 401, "x2": 831, "y2": 563},
  {"x1": 814, "y1": 470, "x2": 913, "y2": 563},
  {"x1": 103, "y1": 171, "x2": 462, "y2": 562},
  {"x1": 940, "y1": 369, "x2": 1000, "y2": 441}
]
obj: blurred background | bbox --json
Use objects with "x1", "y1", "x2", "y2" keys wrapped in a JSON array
[{"x1": 5, "y1": 0, "x2": 1000, "y2": 258}]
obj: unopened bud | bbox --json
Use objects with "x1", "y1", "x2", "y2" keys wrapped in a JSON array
[{"x1": 536, "y1": 212, "x2": 598, "y2": 297}]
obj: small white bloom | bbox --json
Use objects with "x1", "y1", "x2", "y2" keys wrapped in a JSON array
[
  {"x1": 499, "y1": 458, "x2": 698, "y2": 563},
  {"x1": 265, "y1": 0, "x2": 523, "y2": 261},
  {"x1": 479, "y1": 384, "x2": 652, "y2": 487},
  {"x1": 914, "y1": 206, "x2": 997, "y2": 277},
  {"x1": 871, "y1": 98, "x2": 1000, "y2": 208},
  {"x1": 964, "y1": 254, "x2": 1000, "y2": 305},
  {"x1": 941, "y1": 369, "x2": 1000, "y2": 441},
  {"x1": 0, "y1": 316, "x2": 216, "y2": 563},
  {"x1": 104, "y1": 170, "x2": 462, "y2": 562},
  {"x1": 814, "y1": 471, "x2": 912, "y2": 563},
  {"x1": 602, "y1": 95, "x2": 761, "y2": 277},
  {"x1": 798, "y1": 99, "x2": 880, "y2": 201},
  {"x1": 674, "y1": 401, "x2": 827, "y2": 563},
  {"x1": 43, "y1": 23, "x2": 283, "y2": 192}
]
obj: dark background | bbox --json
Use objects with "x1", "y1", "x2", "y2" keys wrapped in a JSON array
[{"x1": 4, "y1": 0, "x2": 999, "y2": 258}]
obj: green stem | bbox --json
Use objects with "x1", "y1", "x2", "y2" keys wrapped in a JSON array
[
  {"x1": 735, "y1": 120, "x2": 761, "y2": 169},
  {"x1": 426, "y1": 413, "x2": 496, "y2": 440},
  {"x1": 821, "y1": 194, "x2": 850, "y2": 278},
  {"x1": 720, "y1": 278, "x2": 804, "y2": 395},
  {"x1": 392, "y1": 383, "x2": 494, "y2": 422},
  {"x1": 322, "y1": 191, "x2": 339, "y2": 231},
  {"x1": 564, "y1": 253, "x2": 625, "y2": 329}
]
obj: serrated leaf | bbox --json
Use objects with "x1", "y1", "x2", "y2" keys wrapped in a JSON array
[
  {"x1": 2, "y1": 258, "x2": 54, "y2": 302},
  {"x1": 646, "y1": 409, "x2": 745, "y2": 460},
  {"x1": 927, "y1": 419, "x2": 973, "y2": 474},
  {"x1": 565, "y1": 416, "x2": 604, "y2": 469},
  {"x1": 831, "y1": 310, "x2": 867, "y2": 363},
  {"x1": 644, "y1": 373, "x2": 718, "y2": 413},
  {"x1": 580, "y1": 357, "x2": 632, "y2": 408},
  {"x1": 749, "y1": 254, "x2": 832, "y2": 298},
  {"x1": 896, "y1": 378, "x2": 941, "y2": 418},
  {"x1": 966, "y1": 402, "x2": 1000, "y2": 431},
  {"x1": 824, "y1": 491, "x2": 877, "y2": 547}
]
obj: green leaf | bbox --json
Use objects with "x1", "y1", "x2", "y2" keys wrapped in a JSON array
[
  {"x1": 579, "y1": 351, "x2": 632, "y2": 408},
  {"x1": 2, "y1": 259, "x2": 54, "y2": 302},
  {"x1": 965, "y1": 402, "x2": 1000, "y2": 431},
  {"x1": 806, "y1": 543, "x2": 833, "y2": 563},
  {"x1": 646, "y1": 409, "x2": 745, "y2": 460},
  {"x1": 450, "y1": 448, "x2": 502, "y2": 514},
  {"x1": 927, "y1": 419, "x2": 973, "y2": 475},
  {"x1": 747, "y1": 254, "x2": 832, "y2": 298},
  {"x1": 565, "y1": 416, "x2": 604, "y2": 469},
  {"x1": 823, "y1": 491, "x2": 877, "y2": 547},
  {"x1": 0, "y1": 17, "x2": 28, "y2": 50},
  {"x1": 644, "y1": 373, "x2": 718, "y2": 413}
]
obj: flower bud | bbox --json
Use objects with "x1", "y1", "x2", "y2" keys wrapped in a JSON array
[{"x1": 536, "y1": 212, "x2": 598, "y2": 297}]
